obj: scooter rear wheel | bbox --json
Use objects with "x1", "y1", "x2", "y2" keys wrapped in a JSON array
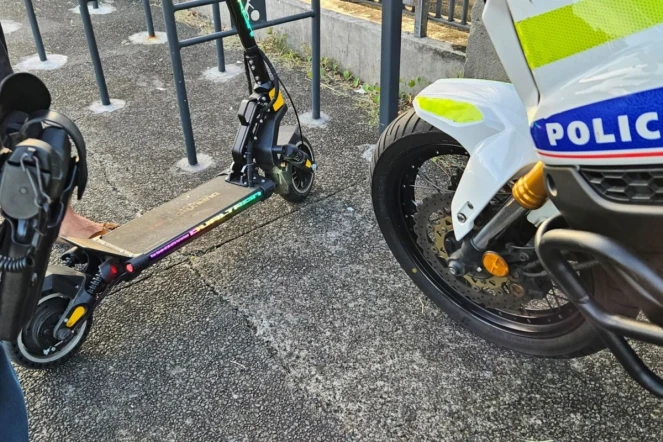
[{"x1": 4, "y1": 293, "x2": 92, "y2": 369}]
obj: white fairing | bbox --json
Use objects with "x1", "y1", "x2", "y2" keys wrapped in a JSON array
[
  {"x1": 413, "y1": 79, "x2": 540, "y2": 240},
  {"x1": 412, "y1": 0, "x2": 663, "y2": 240},
  {"x1": 482, "y1": 0, "x2": 538, "y2": 111},
  {"x1": 504, "y1": 0, "x2": 663, "y2": 166}
]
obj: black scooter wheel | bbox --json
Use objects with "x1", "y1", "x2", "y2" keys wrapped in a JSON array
[
  {"x1": 279, "y1": 136, "x2": 315, "y2": 203},
  {"x1": 4, "y1": 293, "x2": 92, "y2": 369}
]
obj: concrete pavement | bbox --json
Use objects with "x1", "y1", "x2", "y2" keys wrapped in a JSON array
[{"x1": 3, "y1": 0, "x2": 663, "y2": 440}]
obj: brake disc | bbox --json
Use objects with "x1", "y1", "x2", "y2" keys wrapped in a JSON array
[{"x1": 413, "y1": 193, "x2": 532, "y2": 310}]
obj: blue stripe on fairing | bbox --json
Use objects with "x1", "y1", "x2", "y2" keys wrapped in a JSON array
[{"x1": 531, "y1": 86, "x2": 663, "y2": 153}]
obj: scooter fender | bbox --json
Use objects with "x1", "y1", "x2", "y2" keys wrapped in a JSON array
[{"x1": 413, "y1": 79, "x2": 546, "y2": 240}]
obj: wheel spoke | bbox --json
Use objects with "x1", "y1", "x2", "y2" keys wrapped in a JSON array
[
  {"x1": 409, "y1": 184, "x2": 445, "y2": 192},
  {"x1": 418, "y1": 171, "x2": 444, "y2": 193},
  {"x1": 543, "y1": 295, "x2": 557, "y2": 312},
  {"x1": 430, "y1": 158, "x2": 452, "y2": 182},
  {"x1": 550, "y1": 293, "x2": 564, "y2": 309},
  {"x1": 386, "y1": 143, "x2": 580, "y2": 338}
]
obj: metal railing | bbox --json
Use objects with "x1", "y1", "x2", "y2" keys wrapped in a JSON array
[
  {"x1": 23, "y1": 0, "x2": 321, "y2": 166},
  {"x1": 162, "y1": 0, "x2": 322, "y2": 165},
  {"x1": 346, "y1": 0, "x2": 471, "y2": 34}
]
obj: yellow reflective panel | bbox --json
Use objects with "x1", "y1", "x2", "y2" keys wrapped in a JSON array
[
  {"x1": 415, "y1": 97, "x2": 483, "y2": 124},
  {"x1": 515, "y1": 0, "x2": 663, "y2": 69}
]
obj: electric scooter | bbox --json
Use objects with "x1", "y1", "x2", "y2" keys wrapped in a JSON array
[{"x1": 4, "y1": 0, "x2": 317, "y2": 368}]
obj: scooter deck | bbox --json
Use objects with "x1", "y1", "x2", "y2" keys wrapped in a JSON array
[{"x1": 87, "y1": 176, "x2": 257, "y2": 256}]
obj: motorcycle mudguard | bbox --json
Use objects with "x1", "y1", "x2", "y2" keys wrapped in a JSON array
[{"x1": 413, "y1": 78, "x2": 548, "y2": 240}]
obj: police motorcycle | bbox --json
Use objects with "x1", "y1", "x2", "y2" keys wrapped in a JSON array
[{"x1": 371, "y1": 0, "x2": 663, "y2": 397}]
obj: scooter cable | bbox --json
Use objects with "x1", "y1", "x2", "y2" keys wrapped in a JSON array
[
  {"x1": 257, "y1": 48, "x2": 303, "y2": 144},
  {"x1": 278, "y1": 77, "x2": 303, "y2": 146}
]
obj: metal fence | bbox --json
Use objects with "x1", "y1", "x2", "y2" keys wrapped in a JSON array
[
  {"x1": 346, "y1": 0, "x2": 471, "y2": 34},
  {"x1": 23, "y1": 0, "x2": 321, "y2": 166},
  {"x1": 161, "y1": 0, "x2": 322, "y2": 166}
]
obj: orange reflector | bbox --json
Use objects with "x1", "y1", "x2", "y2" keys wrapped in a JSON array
[
  {"x1": 482, "y1": 252, "x2": 509, "y2": 277},
  {"x1": 66, "y1": 306, "x2": 86, "y2": 327}
]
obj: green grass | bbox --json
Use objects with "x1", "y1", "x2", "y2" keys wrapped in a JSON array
[{"x1": 259, "y1": 30, "x2": 428, "y2": 125}]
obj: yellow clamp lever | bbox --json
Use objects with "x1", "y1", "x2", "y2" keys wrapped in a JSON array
[{"x1": 66, "y1": 306, "x2": 87, "y2": 328}]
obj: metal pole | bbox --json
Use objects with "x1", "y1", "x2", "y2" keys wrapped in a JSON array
[
  {"x1": 379, "y1": 0, "x2": 402, "y2": 133},
  {"x1": 212, "y1": 2, "x2": 225, "y2": 72},
  {"x1": 179, "y1": 11, "x2": 315, "y2": 48},
  {"x1": 79, "y1": 0, "x2": 111, "y2": 105},
  {"x1": 311, "y1": 0, "x2": 321, "y2": 119},
  {"x1": 435, "y1": 0, "x2": 441, "y2": 18},
  {"x1": 142, "y1": 0, "x2": 156, "y2": 37},
  {"x1": 414, "y1": 0, "x2": 429, "y2": 38},
  {"x1": 448, "y1": 0, "x2": 456, "y2": 23},
  {"x1": 162, "y1": 0, "x2": 198, "y2": 165},
  {"x1": 460, "y1": 0, "x2": 469, "y2": 25},
  {"x1": 23, "y1": 0, "x2": 47, "y2": 62},
  {"x1": 92, "y1": 1, "x2": 99, "y2": 9}
]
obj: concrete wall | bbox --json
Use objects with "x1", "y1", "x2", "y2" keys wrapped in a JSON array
[
  {"x1": 198, "y1": 0, "x2": 465, "y2": 92},
  {"x1": 462, "y1": 0, "x2": 508, "y2": 81}
]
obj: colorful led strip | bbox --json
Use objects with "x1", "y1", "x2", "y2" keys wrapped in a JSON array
[
  {"x1": 238, "y1": 0, "x2": 255, "y2": 37},
  {"x1": 149, "y1": 191, "x2": 263, "y2": 259}
]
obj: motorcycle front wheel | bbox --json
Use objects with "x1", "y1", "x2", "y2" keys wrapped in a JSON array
[{"x1": 370, "y1": 109, "x2": 638, "y2": 358}]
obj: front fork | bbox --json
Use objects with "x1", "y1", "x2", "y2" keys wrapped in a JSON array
[{"x1": 448, "y1": 161, "x2": 548, "y2": 276}]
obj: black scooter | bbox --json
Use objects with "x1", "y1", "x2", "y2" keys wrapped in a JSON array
[{"x1": 4, "y1": 0, "x2": 317, "y2": 368}]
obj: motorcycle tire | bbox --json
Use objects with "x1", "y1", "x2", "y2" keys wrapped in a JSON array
[{"x1": 370, "y1": 109, "x2": 638, "y2": 358}]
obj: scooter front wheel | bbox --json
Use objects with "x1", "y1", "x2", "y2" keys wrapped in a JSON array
[
  {"x1": 278, "y1": 136, "x2": 315, "y2": 203},
  {"x1": 4, "y1": 293, "x2": 92, "y2": 369}
]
